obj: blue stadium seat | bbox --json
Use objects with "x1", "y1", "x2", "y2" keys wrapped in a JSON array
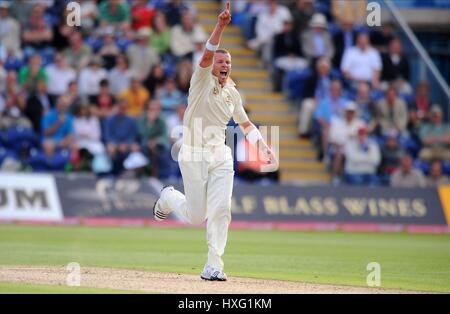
[
  {"x1": 284, "y1": 68, "x2": 313, "y2": 101},
  {"x1": 0, "y1": 147, "x2": 19, "y2": 167}
]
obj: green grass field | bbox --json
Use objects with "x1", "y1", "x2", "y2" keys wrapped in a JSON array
[{"x1": 0, "y1": 224, "x2": 449, "y2": 293}]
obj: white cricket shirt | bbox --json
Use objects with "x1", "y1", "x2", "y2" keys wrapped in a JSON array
[{"x1": 183, "y1": 64, "x2": 249, "y2": 148}]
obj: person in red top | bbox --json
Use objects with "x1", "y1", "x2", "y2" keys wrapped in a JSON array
[
  {"x1": 131, "y1": 0, "x2": 156, "y2": 30},
  {"x1": 410, "y1": 81, "x2": 431, "y2": 121}
]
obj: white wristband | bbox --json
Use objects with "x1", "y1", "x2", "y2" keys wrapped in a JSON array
[
  {"x1": 205, "y1": 41, "x2": 219, "y2": 52},
  {"x1": 247, "y1": 128, "x2": 263, "y2": 145}
]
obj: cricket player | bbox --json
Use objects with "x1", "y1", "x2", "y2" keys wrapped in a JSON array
[{"x1": 153, "y1": 2, "x2": 278, "y2": 281}]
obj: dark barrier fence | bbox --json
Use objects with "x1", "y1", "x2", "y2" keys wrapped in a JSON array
[
  {"x1": 1, "y1": 173, "x2": 449, "y2": 229},
  {"x1": 50, "y1": 174, "x2": 450, "y2": 227}
]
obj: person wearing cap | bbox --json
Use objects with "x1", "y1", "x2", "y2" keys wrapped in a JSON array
[
  {"x1": 328, "y1": 101, "x2": 366, "y2": 184},
  {"x1": 126, "y1": 27, "x2": 160, "y2": 81},
  {"x1": 344, "y1": 125, "x2": 381, "y2": 186},
  {"x1": 419, "y1": 105, "x2": 450, "y2": 162},
  {"x1": 301, "y1": 13, "x2": 334, "y2": 61},
  {"x1": 248, "y1": 0, "x2": 292, "y2": 65},
  {"x1": 341, "y1": 32, "x2": 382, "y2": 89},
  {"x1": 78, "y1": 55, "x2": 108, "y2": 98},
  {"x1": 0, "y1": 1, "x2": 21, "y2": 57}
]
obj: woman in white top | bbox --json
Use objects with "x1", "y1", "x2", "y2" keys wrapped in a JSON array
[{"x1": 73, "y1": 104, "x2": 105, "y2": 155}]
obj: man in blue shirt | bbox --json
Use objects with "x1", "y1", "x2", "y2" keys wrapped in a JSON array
[
  {"x1": 104, "y1": 98, "x2": 139, "y2": 173},
  {"x1": 41, "y1": 95, "x2": 74, "y2": 157},
  {"x1": 313, "y1": 79, "x2": 348, "y2": 159}
]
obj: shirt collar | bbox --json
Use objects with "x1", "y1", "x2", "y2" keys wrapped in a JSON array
[{"x1": 212, "y1": 74, "x2": 236, "y2": 88}]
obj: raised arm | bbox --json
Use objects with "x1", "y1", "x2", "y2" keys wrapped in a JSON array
[{"x1": 199, "y1": 2, "x2": 231, "y2": 68}]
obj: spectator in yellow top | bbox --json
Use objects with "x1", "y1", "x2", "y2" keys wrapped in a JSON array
[{"x1": 120, "y1": 77, "x2": 149, "y2": 117}]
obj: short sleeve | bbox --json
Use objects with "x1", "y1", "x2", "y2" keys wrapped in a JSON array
[
  {"x1": 190, "y1": 63, "x2": 213, "y2": 88},
  {"x1": 233, "y1": 94, "x2": 249, "y2": 124}
]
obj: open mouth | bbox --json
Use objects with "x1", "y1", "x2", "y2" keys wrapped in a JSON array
[{"x1": 219, "y1": 71, "x2": 228, "y2": 79}]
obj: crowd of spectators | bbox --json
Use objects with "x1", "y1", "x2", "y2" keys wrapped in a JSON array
[
  {"x1": 0, "y1": 0, "x2": 209, "y2": 179},
  {"x1": 232, "y1": 0, "x2": 450, "y2": 187}
]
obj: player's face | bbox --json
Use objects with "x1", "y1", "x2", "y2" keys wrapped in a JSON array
[{"x1": 212, "y1": 52, "x2": 232, "y2": 85}]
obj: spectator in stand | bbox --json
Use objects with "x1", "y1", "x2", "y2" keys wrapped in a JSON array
[
  {"x1": 248, "y1": 0, "x2": 292, "y2": 66},
  {"x1": 0, "y1": 91, "x2": 31, "y2": 130},
  {"x1": 370, "y1": 21, "x2": 396, "y2": 53},
  {"x1": 120, "y1": 77, "x2": 150, "y2": 117},
  {"x1": 18, "y1": 54, "x2": 48, "y2": 94},
  {"x1": 406, "y1": 107, "x2": 423, "y2": 156},
  {"x1": 2, "y1": 70, "x2": 21, "y2": 113},
  {"x1": 381, "y1": 37, "x2": 411, "y2": 93},
  {"x1": 45, "y1": 52, "x2": 76, "y2": 102},
  {"x1": 410, "y1": 81, "x2": 432, "y2": 121},
  {"x1": 298, "y1": 57, "x2": 336, "y2": 137},
  {"x1": 8, "y1": 0, "x2": 32, "y2": 26},
  {"x1": 0, "y1": 1, "x2": 21, "y2": 58},
  {"x1": 156, "y1": 78, "x2": 183, "y2": 114},
  {"x1": 344, "y1": 125, "x2": 381, "y2": 186},
  {"x1": 301, "y1": 13, "x2": 334, "y2": 62},
  {"x1": 341, "y1": 32, "x2": 382, "y2": 89},
  {"x1": 144, "y1": 63, "x2": 167, "y2": 96},
  {"x1": 25, "y1": 79, "x2": 51, "y2": 133},
  {"x1": 64, "y1": 31, "x2": 93, "y2": 73},
  {"x1": 419, "y1": 105, "x2": 450, "y2": 162},
  {"x1": 41, "y1": 95, "x2": 75, "y2": 158},
  {"x1": 174, "y1": 59, "x2": 193, "y2": 94},
  {"x1": 426, "y1": 160, "x2": 450, "y2": 187},
  {"x1": 52, "y1": 6, "x2": 75, "y2": 52},
  {"x1": 90, "y1": 79, "x2": 116, "y2": 119},
  {"x1": 332, "y1": 18, "x2": 357, "y2": 69},
  {"x1": 137, "y1": 100, "x2": 169, "y2": 177},
  {"x1": 78, "y1": 55, "x2": 108, "y2": 100},
  {"x1": 150, "y1": 11, "x2": 172, "y2": 56},
  {"x1": 131, "y1": 0, "x2": 155, "y2": 31},
  {"x1": 79, "y1": 0, "x2": 98, "y2": 34},
  {"x1": 353, "y1": 82, "x2": 378, "y2": 132},
  {"x1": 166, "y1": 103, "x2": 186, "y2": 144},
  {"x1": 272, "y1": 19, "x2": 307, "y2": 92},
  {"x1": 21, "y1": 3, "x2": 53, "y2": 57},
  {"x1": 331, "y1": 0, "x2": 367, "y2": 26},
  {"x1": 98, "y1": 27, "x2": 121, "y2": 71},
  {"x1": 328, "y1": 102, "x2": 366, "y2": 184},
  {"x1": 192, "y1": 35, "x2": 205, "y2": 69},
  {"x1": 377, "y1": 85, "x2": 408, "y2": 135},
  {"x1": 73, "y1": 104, "x2": 104, "y2": 158},
  {"x1": 170, "y1": 10, "x2": 207, "y2": 60},
  {"x1": 390, "y1": 154, "x2": 426, "y2": 188},
  {"x1": 98, "y1": 0, "x2": 131, "y2": 32},
  {"x1": 379, "y1": 130, "x2": 405, "y2": 185},
  {"x1": 108, "y1": 54, "x2": 133, "y2": 97},
  {"x1": 289, "y1": 0, "x2": 315, "y2": 36},
  {"x1": 164, "y1": 0, "x2": 192, "y2": 27},
  {"x1": 104, "y1": 98, "x2": 139, "y2": 174},
  {"x1": 313, "y1": 80, "x2": 349, "y2": 156},
  {"x1": 126, "y1": 27, "x2": 160, "y2": 81}
]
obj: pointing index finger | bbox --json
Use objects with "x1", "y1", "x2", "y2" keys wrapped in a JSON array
[{"x1": 226, "y1": 2, "x2": 230, "y2": 12}]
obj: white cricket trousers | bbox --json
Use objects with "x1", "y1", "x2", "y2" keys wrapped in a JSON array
[{"x1": 164, "y1": 144, "x2": 234, "y2": 271}]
